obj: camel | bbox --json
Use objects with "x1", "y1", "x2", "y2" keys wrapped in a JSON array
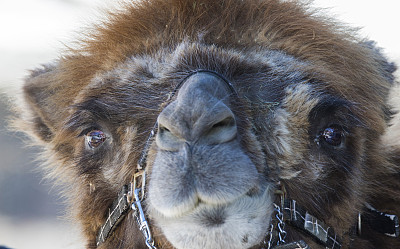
[{"x1": 14, "y1": 0, "x2": 400, "y2": 248}]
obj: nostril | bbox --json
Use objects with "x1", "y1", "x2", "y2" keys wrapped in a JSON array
[
  {"x1": 211, "y1": 117, "x2": 235, "y2": 129},
  {"x1": 156, "y1": 123, "x2": 183, "y2": 151},
  {"x1": 159, "y1": 125, "x2": 170, "y2": 134},
  {"x1": 203, "y1": 115, "x2": 237, "y2": 145}
]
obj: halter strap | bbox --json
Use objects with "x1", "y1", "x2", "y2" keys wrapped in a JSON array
[
  {"x1": 267, "y1": 197, "x2": 400, "y2": 249},
  {"x1": 96, "y1": 186, "x2": 130, "y2": 246},
  {"x1": 282, "y1": 198, "x2": 342, "y2": 249}
]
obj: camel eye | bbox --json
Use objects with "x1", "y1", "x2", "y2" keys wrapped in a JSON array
[
  {"x1": 321, "y1": 126, "x2": 344, "y2": 146},
  {"x1": 85, "y1": 130, "x2": 107, "y2": 149}
]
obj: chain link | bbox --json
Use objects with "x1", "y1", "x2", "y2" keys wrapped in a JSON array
[
  {"x1": 129, "y1": 170, "x2": 157, "y2": 249},
  {"x1": 262, "y1": 202, "x2": 288, "y2": 249},
  {"x1": 132, "y1": 188, "x2": 157, "y2": 249},
  {"x1": 263, "y1": 223, "x2": 275, "y2": 249},
  {"x1": 274, "y1": 203, "x2": 287, "y2": 245}
]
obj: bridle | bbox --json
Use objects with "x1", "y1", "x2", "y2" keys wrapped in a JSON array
[
  {"x1": 265, "y1": 187, "x2": 342, "y2": 249},
  {"x1": 95, "y1": 70, "x2": 399, "y2": 249},
  {"x1": 266, "y1": 189, "x2": 400, "y2": 249}
]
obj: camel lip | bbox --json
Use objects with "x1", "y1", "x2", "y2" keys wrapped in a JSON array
[{"x1": 150, "y1": 183, "x2": 272, "y2": 220}]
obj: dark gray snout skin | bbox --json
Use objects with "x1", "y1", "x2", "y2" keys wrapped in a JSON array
[{"x1": 157, "y1": 72, "x2": 238, "y2": 151}]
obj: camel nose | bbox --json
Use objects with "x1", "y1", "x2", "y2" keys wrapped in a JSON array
[{"x1": 156, "y1": 72, "x2": 237, "y2": 151}]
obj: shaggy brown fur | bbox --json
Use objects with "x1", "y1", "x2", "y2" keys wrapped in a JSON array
[{"x1": 13, "y1": 0, "x2": 400, "y2": 248}]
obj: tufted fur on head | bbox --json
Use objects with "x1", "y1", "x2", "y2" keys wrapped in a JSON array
[{"x1": 13, "y1": 0, "x2": 400, "y2": 248}]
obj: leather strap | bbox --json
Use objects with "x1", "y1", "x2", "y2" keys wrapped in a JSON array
[
  {"x1": 96, "y1": 185, "x2": 130, "y2": 246},
  {"x1": 282, "y1": 199, "x2": 342, "y2": 249},
  {"x1": 361, "y1": 204, "x2": 399, "y2": 237}
]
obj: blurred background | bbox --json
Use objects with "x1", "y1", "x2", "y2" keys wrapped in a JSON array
[{"x1": 0, "y1": 0, "x2": 399, "y2": 248}]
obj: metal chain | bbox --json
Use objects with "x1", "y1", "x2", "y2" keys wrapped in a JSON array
[
  {"x1": 262, "y1": 202, "x2": 288, "y2": 249},
  {"x1": 127, "y1": 170, "x2": 157, "y2": 249},
  {"x1": 263, "y1": 222, "x2": 275, "y2": 249},
  {"x1": 274, "y1": 203, "x2": 287, "y2": 245},
  {"x1": 132, "y1": 187, "x2": 157, "y2": 249}
]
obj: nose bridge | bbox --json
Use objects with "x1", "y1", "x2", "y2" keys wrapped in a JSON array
[
  {"x1": 157, "y1": 72, "x2": 236, "y2": 143},
  {"x1": 177, "y1": 72, "x2": 233, "y2": 103},
  {"x1": 177, "y1": 72, "x2": 232, "y2": 125}
]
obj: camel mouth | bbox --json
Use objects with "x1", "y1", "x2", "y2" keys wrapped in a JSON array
[
  {"x1": 149, "y1": 184, "x2": 274, "y2": 249},
  {"x1": 150, "y1": 182, "x2": 271, "y2": 219}
]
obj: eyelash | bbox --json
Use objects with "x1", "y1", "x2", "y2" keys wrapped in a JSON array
[{"x1": 78, "y1": 126, "x2": 102, "y2": 137}]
